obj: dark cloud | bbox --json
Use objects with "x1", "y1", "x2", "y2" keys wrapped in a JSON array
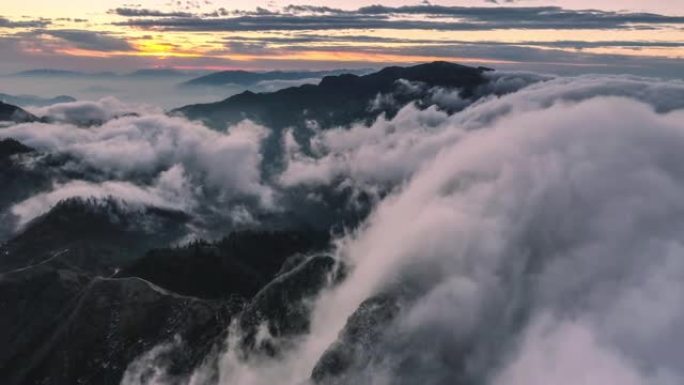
[
  {"x1": 509, "y1": 40, "x2": 684, "y2": 49},
  {"x1": 117, "y1": 5, "x2": 684, "y2": 32},
  {"x1": 224, "y1": 34, "x2": 684, "y2": 50},
  {"x1": 110, "y1": 7, "x2": 194, "y2": 17},
  {"x1": 0, "y1": 16, "x2": 50, "y2": 29},
  {"x1": 255, "y1": 39, "x2": 684, "y2": 77},
  {"x1": 225, "y1": 40, "x2": 270, "y2": 54},
  {"x1": 282, "y1": 5, "x2": 346, "y2": 14},
  {"x1": 45, "y1": 30, "x2": 134, "y2": 52}
]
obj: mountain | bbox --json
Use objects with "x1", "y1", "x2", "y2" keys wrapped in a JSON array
[
  {"x1": 180, "y1": 69, "x2": 368, "y2": 88},
  {"x1": 115, "y1": 230, "x2": 329, "y2": 299},
  {"x1": 0, "y1": 213, "x2": 330, "y2": 384},
  {"x1": 128, "y1": 69, "x2": 198, "y2": 78},
  {"x1": 11, "y1": 69, "x2": 84, "y2": 77},
  {"x1": 9, "y1": 69, "x2": 198, "y2": 79},
  {"x1": 174, "y1": 62, "x2": 492, "y2": 131},
  {"x1": 0, "y1": 101, "x2": 39, "y2": 123},
  {"x1": 0, "y1": 93, "x2": 75, "y2": 107},
  {"x1": 1, "y1": 62, "x2": 502, "y2": 385},
  {"x1": 0, "y1": 138, "x2": 33, "y2": 159},
  {"x1": 0, "y1": 263, "x2": 240, "y2": 385},
  {"x1": 0, "y1": 198, "x2": 190, "y2": 275}
]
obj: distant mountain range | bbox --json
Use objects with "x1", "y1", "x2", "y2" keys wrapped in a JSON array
[
  {"x1": 8, "y1": 68, "x2": 205, "y2": 78},
  {"x1": 10, "y1": 69, "x2": 85, "y2": 77},
  {"x1": 174, "y1": 61, "x2": 493, "y2": 131},
  {"x1": 179, "y1": 69, "x2": 371, "y2": 88},
  {"x1": 0, "y1": 93, "x2": 75, "y2": 108},
  {"x1": 6, "y1": 68, "x2": 374, "y2": 92},
  {"x1": 0, "y1": 101, "x2": 39, "y2": 123}
]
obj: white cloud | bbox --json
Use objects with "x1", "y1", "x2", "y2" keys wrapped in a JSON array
[
  {"x1": 13, "y1": 73, "x2": 684, "y2": 385},
  {"x1": 493, "y1": 315, "x2": 646, "y2": 385},
  {"x1": 10, "y1": 179, "x2": 184, "y2": 229},
  {"x1": 1, "y1": 105, "x2": 274, "y2": 233},
  {"x1": 28, "y1": 97, "x2": 159, "y2": 124},
  {"x1": 190, "y1": 75, "x2": 684, "y2": 385}
]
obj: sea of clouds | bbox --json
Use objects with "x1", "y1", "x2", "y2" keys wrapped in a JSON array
[
  {"x1": 3, "y1": 72, "x2": 684, "y2": 385},
  {"x1": 199, "y1": 74, "x2": 684, "y2": 385}
]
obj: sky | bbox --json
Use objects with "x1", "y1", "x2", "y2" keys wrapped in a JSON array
[{"x1": 0, "y1": 0, "x2": 683, "y2": 76}]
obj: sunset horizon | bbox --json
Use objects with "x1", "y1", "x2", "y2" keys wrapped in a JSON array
[{"x1": 1, "y1": 1, "x2": 683, "y2": 76}]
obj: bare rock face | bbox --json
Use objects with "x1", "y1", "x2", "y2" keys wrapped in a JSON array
[{"x1": 174, "y1": 61, "x2": 491, "y2": 131}]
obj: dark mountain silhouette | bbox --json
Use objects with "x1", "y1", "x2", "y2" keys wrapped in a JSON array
[
  {"x1": 0, "y1": 101, "x2": 39, "y2": 123},
  {"x1": 10, "y1": 69, "x2": 200, "y2": 79},
  {"x1": 0, "y1": 211, "x2": 332, "y2": 384},
  {"x1": 174, "y1": 62, "x2": 492, "y2": 130},
  {"x1": 115, "y1": 230, "x2": 330, "y2": 299},
  {"x1": 129, "y1": 69, "x2": 190, "y2": 77},
  {"x1": 0, "y1": 264, "x2": 240, "y2": 385},
  {"x1": 0, "y1": 138, "x2": 33, "y2": 159},
  {"x1": 0, "y1": 93, "x2": 75, "y2": 107},
  {"x1": 180, "y1": 69, "x2": 368, "y2": 88},
  {"x1": 0, "y1": 198, "x2": 190, "y2": 275},
  {"x1": 11, "y1": 69, "x2": 84, "y2": 77}
]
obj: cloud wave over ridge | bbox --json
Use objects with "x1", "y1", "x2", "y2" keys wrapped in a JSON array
[
  {"x1": 0, "y1": 101, "x2": 273, "y2": 234},
  {"x1": 160, "y1": 74, "x2": 684, "y2": 385}
]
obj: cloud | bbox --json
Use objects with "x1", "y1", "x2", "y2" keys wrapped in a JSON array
[
  {"x1": 44, "y1": 30, "x2": 134, "y2": 52},
  {"x1": 267, "y1": 41, "x2": 684, "y2": 78},
  {"x1": 0, "y1": 16, "x2": 50, "y2": 29},
  {"x1": 252, "y1": 77, "x2": 321, "y2": 92},
  {"x1": 279, "y1": 71, "x2": 684, "y2": 193},
  {"x1": 493, "y1": 315, "x2": 647, "y2": 385},
  {"x1": 6, "y1": 66, "x2": 684, "y2": 384},
  {"x1": 161, "y1": 74, "x2": 684, "y2": 385},
  {"x1": 28, "y1": 97, "x2": 157, "y2": 124},
  {"x1": 1, "y1": 100, "x2": 274, "y2": 234},
  {"x1": 117, "y1": 5, "x2": 684, "y2": 32},
  {"x1": 279, "y1": 104, "x2": 454, "y2": 189},
  {"x1": 10, "y1": 176, "x2": 188, "y2": 229},
  {"x1": 277, "y1": 71, "x2": 547, "y2": 190},
  {"x1": 110, "y1": 8, "x2": 194, "y2": 17}
]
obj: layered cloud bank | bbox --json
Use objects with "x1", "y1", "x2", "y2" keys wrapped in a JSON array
[
  {"x1": 0, "y1": 99, "x2": 272, "y2": 236},
  {"x1": 2, "y1": 72, "x2": 684, "y2": 385},
  {"x1": 319, "y1": 95, "x2": 684, "y2": 385}
]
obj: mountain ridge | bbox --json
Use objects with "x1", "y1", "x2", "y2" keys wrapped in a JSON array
[
  {"x1": 0, "y1": 101, "x2": 39, "y2": 123},
  {"x1": 174, "y1": 61, "x2": 493, "y2": 130}
]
